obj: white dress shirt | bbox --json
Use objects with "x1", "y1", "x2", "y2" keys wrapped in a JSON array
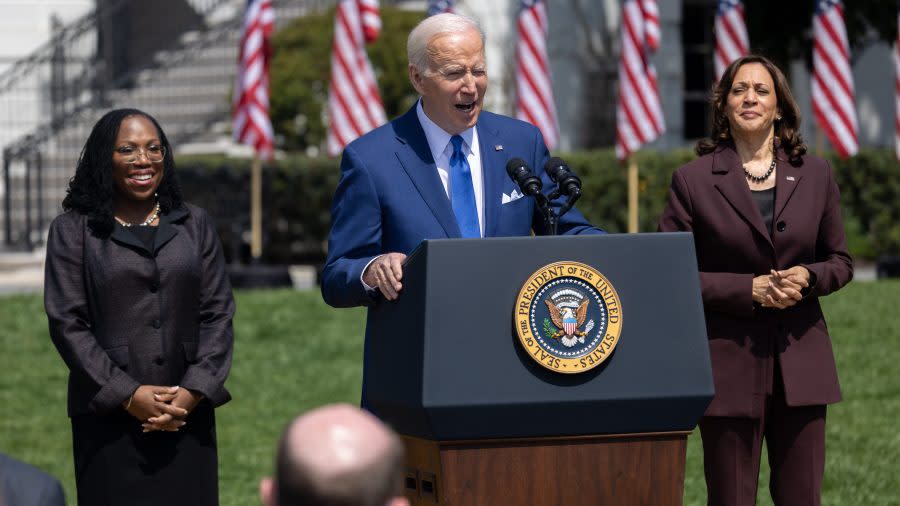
[{"x1": 415, "y1": 99, "x2": 485, "y2": 236}]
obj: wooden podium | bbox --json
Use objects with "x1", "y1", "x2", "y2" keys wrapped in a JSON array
[
  {"x1": 402, "y1": 432, "x2": 688, "y2": 506},
  {"x1": 363, "y1": 234, "x2": 713, "y2": 506}
]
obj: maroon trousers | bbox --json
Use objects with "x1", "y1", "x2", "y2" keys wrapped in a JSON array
[{"x1": 699, "y1": 363, "x2": 827, "y2": 506}]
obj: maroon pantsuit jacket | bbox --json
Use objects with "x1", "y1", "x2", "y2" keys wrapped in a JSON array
[{"x1": 659, "y1": 143, "x2": 853, "y2": 418}]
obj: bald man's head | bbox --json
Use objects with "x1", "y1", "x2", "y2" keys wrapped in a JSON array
[{"x1": 261, "y1": 404, "x2": 408, "y2": 506}]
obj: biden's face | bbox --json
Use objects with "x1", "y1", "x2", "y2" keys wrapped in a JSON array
[{"x1": 409, "y1": 27, "x2": 487, "y2": 135}]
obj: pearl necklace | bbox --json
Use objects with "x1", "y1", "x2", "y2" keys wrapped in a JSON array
[
  {"x1": 743, "y1": 156, "x2": 776, "y2": 184},
  {"x1": 116, "y1": 201, "x2": 160, "y2": 227}
]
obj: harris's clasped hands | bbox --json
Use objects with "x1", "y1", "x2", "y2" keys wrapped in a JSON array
[{"x1": 752, "y1": 266, "x2": 811, "y2": 310}]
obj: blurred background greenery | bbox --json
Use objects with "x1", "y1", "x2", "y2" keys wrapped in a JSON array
[{"x1": 175, "y1": 147, "x2": 900, "y2": 266}]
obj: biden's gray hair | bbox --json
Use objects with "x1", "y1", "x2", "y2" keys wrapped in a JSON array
[{"x1": 407, "y1": 12, "x2": 485, "y2": 73}]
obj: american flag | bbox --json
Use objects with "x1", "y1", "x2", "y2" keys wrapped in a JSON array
[
  {"x1": 895, "y1": 11, "x2": 899, "y2": 160},
  {"x1": 615, "y1": 0, "x2": 665, "y2": 161},
  {"x1": 427, "y1": 0, "x2": 454, "y2": 16},
  {"x1": 812, "y1": 0, "x2": 858, "y2": 158},
  {"x1": 515, "y1": 0, "x2": 560, "y2": 150},
  {"x1": 326, "y1": 0, "x2": 387, "y2": 156},
  {"x1": 232, "y1": 0, "x2": 275, "y2": 160},
  {"x1": 714, "y1": 0, "x2": 749, "y2": 81}
]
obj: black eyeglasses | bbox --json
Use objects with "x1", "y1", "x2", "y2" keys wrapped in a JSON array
[{"x1": 116, "y1": 145, "x2": 166, "y2": 164}]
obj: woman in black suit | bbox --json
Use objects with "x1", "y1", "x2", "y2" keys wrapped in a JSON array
[{"x1": 44, "y1": 109, "x2": 234, "y2": 505}]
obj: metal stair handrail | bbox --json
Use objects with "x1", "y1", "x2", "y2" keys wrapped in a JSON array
[
  {"x1": 0, "y1": 1, "x2": 120, "y2": 92},
  {"x1": 0, "y1": 0, "x2": 344, "y2": 159},
  {"x1": 0, "y1": 0, "x2": 240, "y2": 159},
  {"x1": 2, "y1": 0, "x2": 345, "y2": 250}
]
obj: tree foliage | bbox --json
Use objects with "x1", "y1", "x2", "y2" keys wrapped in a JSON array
[
  {"x1": 177, "y1": 147, "x2": 898, "y2": 263},
  {"x1": 745, "y1": 0, "x2": 898, "y2": 72},
  {"x1": 269, "y1": 6, "x2": 422, "y2": 153}
]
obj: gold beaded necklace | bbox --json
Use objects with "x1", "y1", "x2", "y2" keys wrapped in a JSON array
[{"x1": 115, "y1": 201, "x2": 160, "y2": 227}]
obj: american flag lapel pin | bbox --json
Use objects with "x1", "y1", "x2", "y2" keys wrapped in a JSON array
[
  {"x1": 786, "y1": 176, "x2": 795, "y2": 181},
  {"x1": 494, "y1": 145, "x2": 504, "y2": 151}
]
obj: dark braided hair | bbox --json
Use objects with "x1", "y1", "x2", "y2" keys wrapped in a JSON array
[
  {"x1": 62, "y1": 108, "x2": 183, "y2": 237},
  {"x1": 696, "y1": 54, "x2": 807, "y2": 164}
]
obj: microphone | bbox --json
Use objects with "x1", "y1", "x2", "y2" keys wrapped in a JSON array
[
  {"x1": 507, "y1": 157, "x2": 553, "y2": 233},
  {"x1": 505, "y1": 158, "x2": 543, "y2": 197},
  {"x1": 544, "y1": 157, "x2": 582, "y2": 198},
  {"x1": 543, "y1": 157, "x2": 582, "y2": 220}
]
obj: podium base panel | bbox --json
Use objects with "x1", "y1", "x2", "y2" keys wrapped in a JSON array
[{"x1": 402, "y1": 432, "x2": 689, "y2": 506}]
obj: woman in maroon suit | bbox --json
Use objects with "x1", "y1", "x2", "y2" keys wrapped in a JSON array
[{"x1": 659, "y1": 55, "x2": 853, "y2": 505}]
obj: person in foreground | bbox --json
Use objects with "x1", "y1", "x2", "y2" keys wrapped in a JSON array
[
  {"x1": 0, "y1": 453, "x2": 66, "y2": 506},
  {"x1": 44, "y1": 108, "x2": 235, "y2": 505},
  {"x1": 658, "y1": 55, "x2": 853, "y2": 505},
  {"x1": 321, "y1": 12, "x2": 601, "y2": 309},
  {"x1": 260, "y1": 404, "x2": 410, "y2": 506}
]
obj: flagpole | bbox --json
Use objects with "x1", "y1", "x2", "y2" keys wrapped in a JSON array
[
  {"x1": 250, "y1": 154, "x2": 263, "y2": 261},
  {"x1": 628, "y1": 156, "x2": 639, "y2": 233}
]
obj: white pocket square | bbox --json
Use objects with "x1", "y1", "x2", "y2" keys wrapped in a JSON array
[{"x1": 501, "y1": 189, "x2": 525, "y2": 204}]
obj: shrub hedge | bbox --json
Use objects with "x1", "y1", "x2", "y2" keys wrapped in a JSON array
[{"x1": 176, "y1": 148, "x2": 898, "y2": 265}]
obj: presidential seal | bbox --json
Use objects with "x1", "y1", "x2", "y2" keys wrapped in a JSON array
[{"x1": 514, "y1": 261, "x2": 623, "y2": 373}]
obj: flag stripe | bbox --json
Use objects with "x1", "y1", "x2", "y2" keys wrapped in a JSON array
[
  {"x1": 640, "y1": 0, "x2": 660, "y2": 50},
  {"x1": 515, "y1": 0, "x2": 560, "y2": 149},
  {"x1": 812, "y1": 0, "x2": 858, "y2": 158},
  {"x1": 814, "y1": 39, "x2": 854, "y2": 101},
  {"x1": 233, "y1": 0, "x2": 275, "y2": 160},
  {"x1": 812, "y1": 72, "x2": 854, "y2": 131},
  {"x1": 616, "y1": 0, "x2": 665, "y2": 160},
  {"x1": 517, "y1": 24, "x2": 554, "y2": 116},
  {"x1": 714, "y1": 1, "x2": 749, "y2": 80},
  {"x1": 335, "y1": 10, "x2": 380, "y2": 127},
  {"x1": 622, "y1": 14, "x2": 663, "y2": 134},
  {"x1": 327, "y1": 0, "x2": 387, "y2": 156}
]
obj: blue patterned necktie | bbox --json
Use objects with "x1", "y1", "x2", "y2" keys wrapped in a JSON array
[{"x1": 449, "y1": 135, "x2": 480, "y2": 238}]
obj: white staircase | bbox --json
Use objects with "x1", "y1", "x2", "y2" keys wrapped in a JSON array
[{"x1": 0, "y1": 0, "x2": 336, "y2": 252}]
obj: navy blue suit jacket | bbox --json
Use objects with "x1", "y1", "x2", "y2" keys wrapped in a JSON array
[{"x1": 322, "y1": 105, "x2": 601, "y2": 308}]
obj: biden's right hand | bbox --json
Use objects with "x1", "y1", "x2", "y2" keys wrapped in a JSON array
[{"x1": 363, "y1": 252, "x2": 406, "y2": 300}]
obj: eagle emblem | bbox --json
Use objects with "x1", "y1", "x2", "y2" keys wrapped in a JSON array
[
  {"x1": 544, "y1": 291, "x2": 595, "y2": 348},
  {"x1": 515, "y1": 261, "x2": 623, "y2": 374}
]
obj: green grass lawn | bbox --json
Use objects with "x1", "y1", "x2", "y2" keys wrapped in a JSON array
[{"x1": 1, "y1": 281, "x2": 898, "y2": 505}]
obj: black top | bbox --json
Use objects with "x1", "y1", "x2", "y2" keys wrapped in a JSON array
[
  {"x1": 124, "y1": 224, "x2": 158, "y2": 251},
  {"x1": 751, "y1": 187, "x2": 775, "y2": 236}
]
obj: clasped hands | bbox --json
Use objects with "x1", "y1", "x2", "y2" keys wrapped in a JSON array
[
  {"x1": 752, "y1": 266, "x2": 811, "y2": 309},
  {"x1": 123, "y1": 385, "x2": 203, "y2": 433}
]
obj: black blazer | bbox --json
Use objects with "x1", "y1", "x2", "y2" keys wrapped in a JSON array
[{"x1": 44, "y1": 203, "x2": 235, "y2": 417}]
